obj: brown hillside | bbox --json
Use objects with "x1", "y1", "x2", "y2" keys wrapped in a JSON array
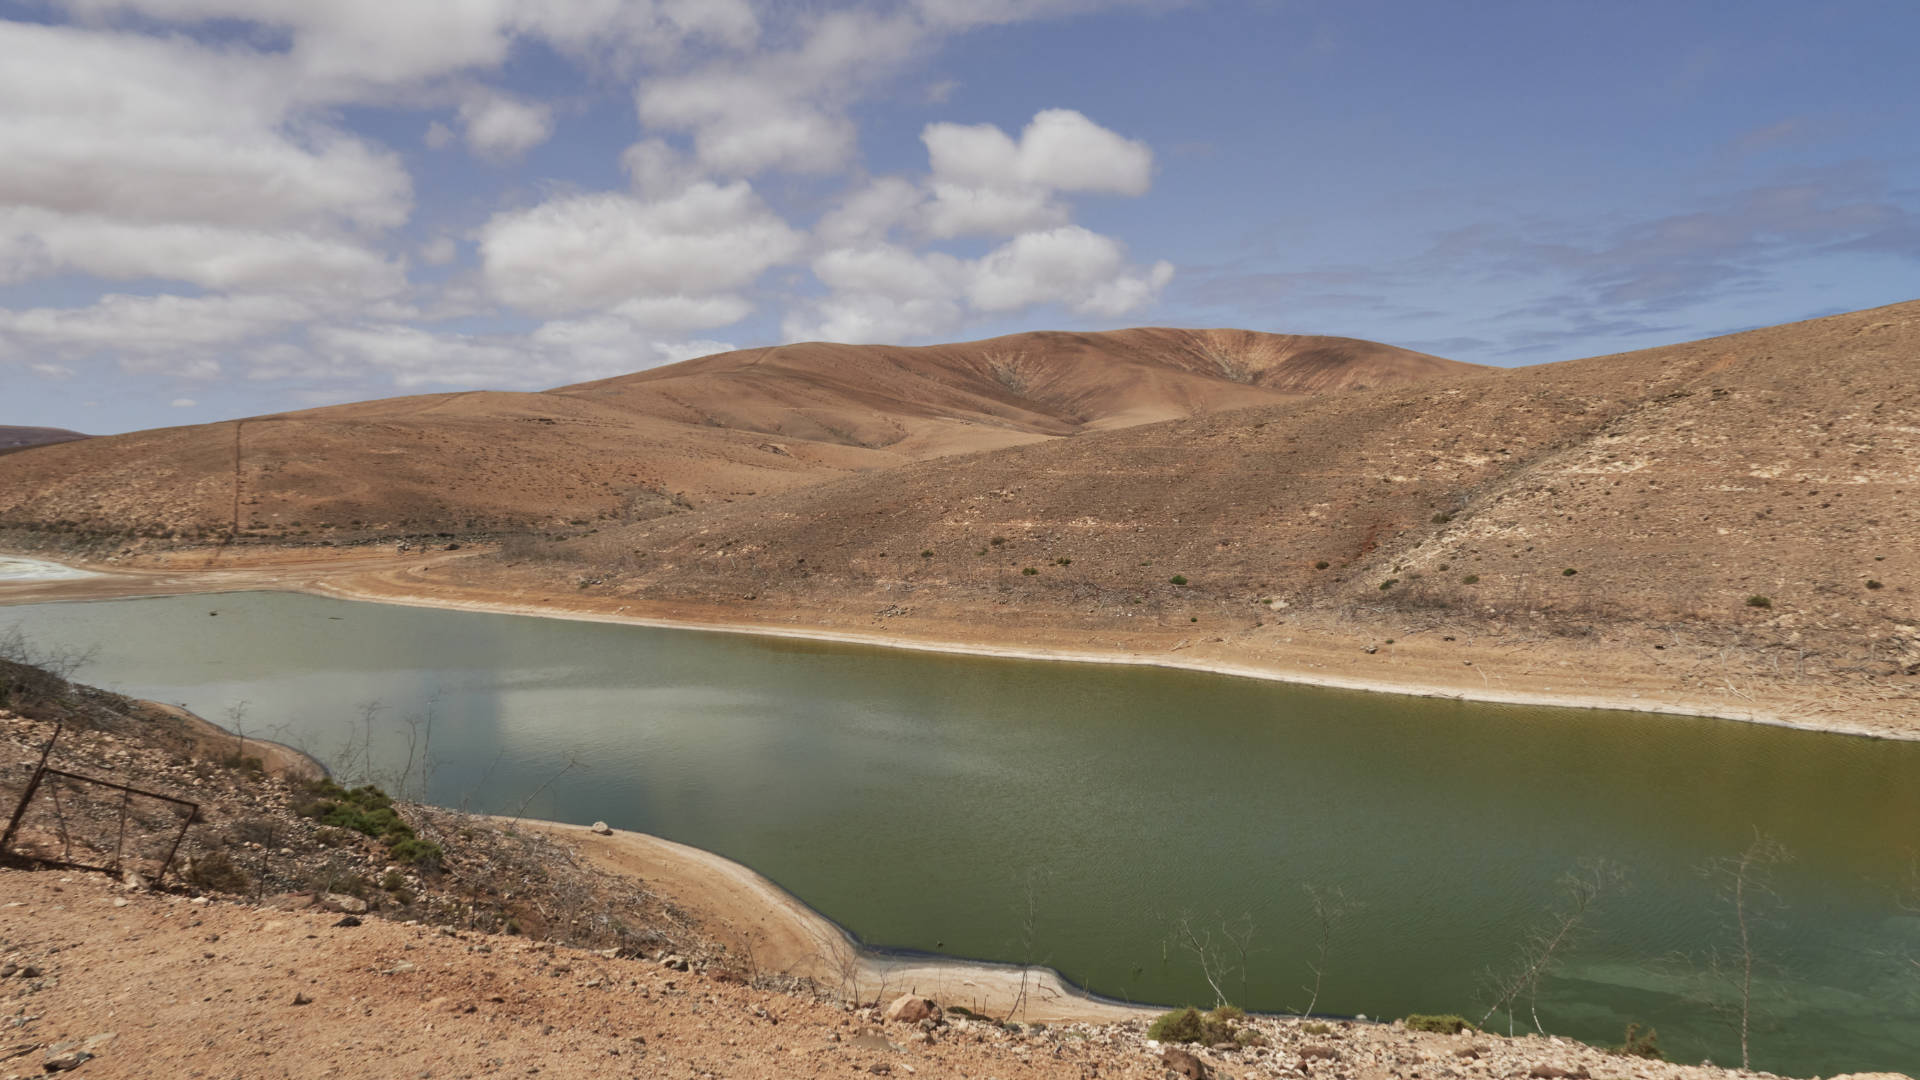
[
  {"x1": 0, "y1": 330, "x2": 1470, "y2": 542},
  {"x1": 492, "y1": 300, "x2": 1920, "y2": 694}
]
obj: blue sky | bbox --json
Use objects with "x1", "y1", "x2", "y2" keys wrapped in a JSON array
[{"x1": 2, "y1": 0, "x2": 1915, "y2": 434}]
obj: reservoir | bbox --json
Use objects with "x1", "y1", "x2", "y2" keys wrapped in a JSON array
[{"x1": 4, "y1": 590, "x2": 1916, "y2": 1072}]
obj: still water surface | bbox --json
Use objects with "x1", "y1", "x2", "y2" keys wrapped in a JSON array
[{"x1": 5, "y1": 591, "x2": 1917, "y2": 1071}]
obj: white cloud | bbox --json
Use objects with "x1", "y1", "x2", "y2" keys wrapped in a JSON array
[
  {"x1": 785, "y1": 228, "x2": 1172, "y2": 343},
  {"x1": 7, "y1": 2, "x2": 1177, "y2": 415},
  {"x1": 0, "y1": 22, "x2": 412, "y2": 231},
  {"x1": 787, "y1": 108, "x2": 1169, "y2": 341},
  {"x1": 812, "y1": 244, "x2": 966, "y2": 299},
  {"x1": 0, "y1": 209, "x2": 404, "y2": 296},
  {"x1": 479, "y1": 182, "x2": 803, "y2": 316},
  {"x1": 815, "y1": 178, "x2": 934, "y2": 247},
  {"x1": 620, "y1": 139, "x2": 702, "y2": 198},
  {"x1": 968, "y1": 225, "x2": 1172, "y2": 314},
  {"x1": 169, "y1": 397, "x2": 197, "y2": 407},
  {"x1": 419, "y1": 235, "x2": 459, "y2": 266},
  {"x1": 783, "y1": 292, "x2": 965, "y2": 345},
  {"x1": 459, "y1": 93, "x2": 554, "y2": 161},
  {"x1": 923, "y1": 181, "x2": 1067, "y2": 238},
  {"x1": 56, "y1": 0, "x2": 762, "y2": 94},
  {"x1": 921, "y1": 109, "x2": 1152, "y2": 237},
  {"x1": 0, "y1": 293, "x2": 309, "y2": 351},
  {"x1": 313, "y1": 322, "x2": 732, "y2": 388},
  {"x1": 638, "y1": 74, "x2": 856, "y2": 176}
]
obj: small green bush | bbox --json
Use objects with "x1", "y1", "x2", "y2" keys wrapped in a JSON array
[
  {"x1": 920, "y1": 549, "x2": 934, "y2": 558},
  {"x1": 1379, "y1": 579, "x2": 1399, "y2": 590},
  {"x1": 1302, "y1": 1021, "x2": 1332, "y2": 1036},
  {"x1": 1314, "y1": 560, "x2": 1330, "y2": 570},
  {"x1": 1866, "y1": 579, "x2": 1884, "y2": 590},
  {"x1": 1432, "y1": 512, "x2": 1454, "y2": 524},
  {"x1": 1147, "y1": 1006, "x2": 1246, "y2": 1045},
  {"x1": 1055, "y1": 556, "x2": 1072, "y2": 566},
  {"x1": 1022, "y1": 567, "x2": 1039, "y2": 576},
  {"x1": 990, "y1": 536, "x2": 1006, "y2": 546},
  {"x1": 1562, "y1": 568, "x2": 1578, "y2": 577},
  {"x1": 1461, "y1": 574, "x2": 1480, "y2": 584},
  {"x1": 1746, "y1": 595, "x2": 1772, "y2": 609},
  {"x1": 1403, "y1": 1014, "x2": 1472, "y2": 1034},
  {"x1": 1169, "y1": 575, "x2": 1188, "y2": 586},
  {"x1": 388, "y1": 837, "x2": 443, "y2": 867},
  {"x1": 1617, "y1": 1022, "x2": 1663, "y2": 1060}
]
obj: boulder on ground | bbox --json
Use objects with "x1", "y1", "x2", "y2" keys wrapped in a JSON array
[
  {"x1": 320, "y1": 892, "x2": 369, "y2": 914},
  {"x1": 1161, "y1": 1047, "x2": 1208, "y2": 1079},
  {"x1": 589, "y1": 821, "x2": 613, "y2": 835},
  {"x1": 883, "y1": 994, "x2": 940, "y2": 1024}
]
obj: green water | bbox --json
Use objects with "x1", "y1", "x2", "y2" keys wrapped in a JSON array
[{"x1": 5, "y1": 591, "x2": 1917, "y2": 1072}]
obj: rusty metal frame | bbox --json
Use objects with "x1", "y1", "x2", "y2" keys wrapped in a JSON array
[{"x1": 2, "y1": 723, "x2": 200, "y2": 885}]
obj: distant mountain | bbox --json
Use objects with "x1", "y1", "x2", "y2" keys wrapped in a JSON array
[
  {"x1": 0, "y1": 329, "x2": 1477, "y2": 539},
  {"x1": 0, "y1": 427, "x2": 88, "y2": 454}
]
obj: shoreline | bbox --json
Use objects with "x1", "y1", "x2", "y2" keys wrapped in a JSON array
[
  {"x1": 1, "y1": 548, "x2": 1910, "y2": 741},
  {"x1": 496, "y1": 815, "x2": 1159, "y2": 1024},
  {"x1": 303, "y1": 571, "x2": 1905, "y2": 743}
]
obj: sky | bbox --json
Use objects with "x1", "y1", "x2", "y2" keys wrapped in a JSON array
[{"x1": 2, "y1": 0, "x2": 1916, "y2": 435}]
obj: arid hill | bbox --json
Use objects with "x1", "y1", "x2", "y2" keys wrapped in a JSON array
[
  {"x1": 0, "y1": 329, "x2": 1469, "y2": 542},
  {"x1": 491, "y1": 300, "x2": 1919, "y2": 687},
  {"x1": 0, "y1": 425, "x2": 86, "y2": 454}
]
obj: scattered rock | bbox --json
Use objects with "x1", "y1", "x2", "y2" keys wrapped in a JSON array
[
  {"x1": 43, "y1": 1048, "x2": 92, "y2": 1072},
  {"x1": 588, "y1": 821, "x2": 613, "y2": 836},
  {"x1": 659, "y1": 955, "x2": 690, "y2": 972},
  {"x1": 1160, "y1": 1047, "x2": 1209, "y2": 1079},
  {"x1": 319, "y1": 893, "x2": 368, "y2": 915},
  {"x1": 292, "y1": 992, "x2": 313, "y2": 1005},
  {"x1": 882, "y1": 994, "x2": 939, "y2": 1024},
  {"x1": 332, "y1": 915, "x2": 362, "y2": 928}
]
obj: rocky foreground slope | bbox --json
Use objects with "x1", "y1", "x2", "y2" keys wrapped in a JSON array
[{"x1": 6, "y1": 866, "x2": 1864, "y2": 1080}]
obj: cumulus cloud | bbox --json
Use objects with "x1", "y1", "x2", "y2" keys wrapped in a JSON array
[
  {"x1": 922, "y1": 109, "x2": 1152, "y2": 237},
  {"x1": 479, "y1": 181, "x2": 803, "y2": 316},
  {"x1": 459, "y1": 93, "x2": 554, "y2": 161},
  {"x1": 0, "y1": 23, "x2": 411, "y2": 230},
  {"x1": 0, "y1": 209, "x2": 405, "y2": 297},
  {"x1": 418, "y1": 236, "x2": 459, "y2": 266},
  {"x1": 313, "y1": 322, "x2": 733, "y2": 389},
  {"x1": 970, "y1": 226, "x2": 1173, "y2": 314},
  {"x1": 56, "y1": 0, "x2": 762, "y2": 94},
  {"x1": 785, "y1": 108, "x2": 1170, "y2": 342},
  {"x1": 5, "y1": 1, "x2": 1178, "y2": 416},
  {"x1": 785, "y1": 229, "x2": 1172, "y2": 343},
  {"x1": 638, "y1": 74, "x2": 857, "y2": 176},
  {"x1": 620, "y1": 139, "x2": 702, "y2": 198},
  {"x1": 634, "y1": 6, "x2": 931, "y2": 177}
]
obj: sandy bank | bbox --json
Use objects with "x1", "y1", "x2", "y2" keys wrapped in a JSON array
[
  {"x1": 499, "y1": 815, "x2": 1154, "y2": 1024},
  {"x1": 304, "y1": 560, "x2": 1920, "y2": 742}
]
